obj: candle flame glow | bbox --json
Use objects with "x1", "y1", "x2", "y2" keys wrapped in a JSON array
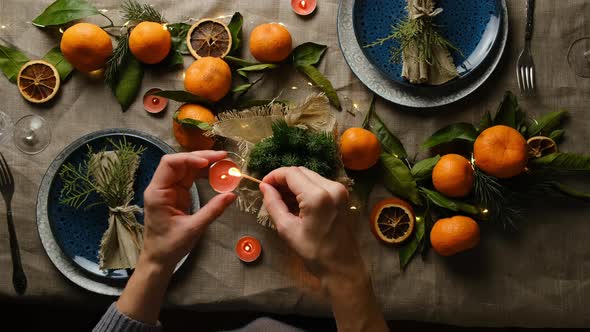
[
  {"x1": 300, "y1": 0, "x2": 307, "y2": 8},
  {"x1": 244, "y1": 244, "x2": 251, "y2": 252},
  {"x1": 228, "y1": 167, "x2": 242, "y2": 177},
  {"x1": 220, "y1": 174, "x2": 227, "y2": 180}
]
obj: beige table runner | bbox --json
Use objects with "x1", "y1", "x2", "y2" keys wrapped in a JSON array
[{"x1": 1, "y1": 0, "x2": 590, "y2": 327}]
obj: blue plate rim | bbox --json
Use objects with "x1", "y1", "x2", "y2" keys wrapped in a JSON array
[
  {"x1": 36, "y1": 128, "x2": 199, "y2": 295},
  {"x1": 337, "y1": 0, "x2": 509, "y2": 109}
]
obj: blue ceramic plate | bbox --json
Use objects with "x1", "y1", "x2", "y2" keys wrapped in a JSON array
[
  {"x1": 41, "y1": 129, "x2": 196, "y2": 283},
  {"x1": 353, "y1": 0, "x2": 502, "y2": 86}
]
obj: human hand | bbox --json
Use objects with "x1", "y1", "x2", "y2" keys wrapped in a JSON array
[
  {"x1": 141, "y1": 150, "x2": 236, "y2": 272},
  {"x1": 259, "y1": 167, "x2": 366, "y2": 286}
]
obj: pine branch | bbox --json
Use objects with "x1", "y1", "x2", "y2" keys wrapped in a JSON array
[
  {"x1": 473, "y1": 167, "x2": 523, "y2": 230},
  {"x1": 105, "y1": 34, "x2": 130, "y2": 90},
  {"x1": 121, "y1": 0, "x2": 166, "y2": 23}
]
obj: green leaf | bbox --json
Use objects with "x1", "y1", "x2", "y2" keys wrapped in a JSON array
[
  {"x1": 225, "y1": 56, "x2": 256, "y2": 67},
  {"x1": 296, "y1": 65, "x2": 341, "y2": 110},
  {"x1": 348, "y1": 169, "x2": 377, "y2": 208},
  {"x1": 367, "y1": 104, "x2": 407, "y2": 158},
  {"x1": 399, "y1": 210, "x2": 425, "y2": 269},
  {"x1": 411, "y1": 155, "x2": 440, "y2": 182},
  {"x1": 292, "y1": 42, "x2": 327, "y2": 67},
  {"x1": 361, "y1": 94, "x2": 375, "y2": 129},
  {"x1": 114, "y1": 55, "x2": 143, "y2": 111},
  {"x1": 493, "y1": 91, "x2": 524, "y2": 129},
  {"x1": 550, "y1": 182, "x2": 590, "y2": 200},
  {"x1": 173, "y1": 110, "x2": 212, "y2": 130},
  {"x1": 381, "y1": 153, "x2": 421, "y2": 205},
  {"x1": 32, "y1": 0, "x2": 100, "y2": 27},
  {"x1": 549, "y1": 129, "x2": 565, "y2": 142},
  {"x1": 527, "y1": 110, "x2": 568, "y2": 137},
  {"x1": 153, "y1": 90, "x2": 212, "y2": 105},
  {"x1": 237, "y1": 63, "x2": 279, "y2": 76},
  {"x1": 530, "y1": 152, "x2": 590, "y2": 171},
  {"x1": 478, "y1": 111, "x2": 493, "y2": 132},
  {"x1": 232, "y1": 83, "x2": 252, "y2": 93},
  {"x1": 227, "y1": 12, "x2": 243, "y2": 54},
  {"x1": 419, "y1": 187, "x2": 479, "y2": 215},
  {"x1": 42, "y1": 47, "x2": 73, "y2": 81},
  {"x1": 163, "y1": 50, "x2": 184, "y2": 68},
  {"x1": 422, "y1": 123, "x2": 477, "y2": 149},
  {"x1": 167, "y1": 22, "x2": 191, "y2": 55},
  {"x1": 0, "y1": 44, "x2": 29, "y2": 83},
  {"x1": 235, "y1": 99, "x2": 289, "y2": 109}
]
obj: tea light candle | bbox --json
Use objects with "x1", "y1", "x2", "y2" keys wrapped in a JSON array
[
  {"x1": 291, "y1": 0, "x2": 317, "y2": 16},
  {"x1": 143, "y1": 88, "x2": 168, "y2": 114},
  {"x1": 235, "y1": 236, "x2": 262, "y2": 263},
  {"x1": 208, "y1": 159, "x2": 242, "y2": 193}
]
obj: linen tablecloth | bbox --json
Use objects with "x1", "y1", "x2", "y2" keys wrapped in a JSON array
[{"x1": 1, "y1": 0, "x2": 589, "y2": 327}]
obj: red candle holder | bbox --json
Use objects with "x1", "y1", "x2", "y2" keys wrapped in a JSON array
[
  {"x1": 291, "y1": 0, "x2": 317, "y2": 16},
  {"x1": 208, "y1": 152, "x2": 244, "y2": 193},
  {"x1": 143, "y1": 88, "x2": 168, "y2": 114},
  {"x1": 235, "y1": 236, "x2": 262, "y2": 263}
]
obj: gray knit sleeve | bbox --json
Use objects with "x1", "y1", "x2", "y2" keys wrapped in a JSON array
[{"x1": 92, "y1": 303, "x2": 162, "y2": 332}]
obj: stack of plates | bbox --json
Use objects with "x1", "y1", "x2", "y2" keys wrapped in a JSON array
[
  {"x1": 337, "y1": 0, "x2": 508, "y2": 108},
  {"x1": 36, "y1": 129, "x2": 197, "y2": 295}
]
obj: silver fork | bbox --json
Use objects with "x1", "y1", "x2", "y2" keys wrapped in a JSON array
[
  {"x1": 0, "y1": 153, "x2": 27, "y2": 294},
  {"x1": 517, "y1": 0, "x2": 535, "y2": 95}
]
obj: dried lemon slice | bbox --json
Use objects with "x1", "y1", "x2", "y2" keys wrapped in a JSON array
[
  {"x1": 370, "y1": 198, "x2": 415, "y2": 244},
  {"x1": 527, "y1": 136, "x2": 558, "y2": 158},
  {"x1": 186, "y1": 18, "x2": 232, "y2": 59},
  {"x1": 17, "y1": 60, "x2": 60, "y2": 104}
]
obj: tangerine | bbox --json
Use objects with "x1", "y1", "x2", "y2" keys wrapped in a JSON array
[
  {"x1": 173, "y1": 104, "x2": 216, "y2": 151},
  {"x1": 249, "y1": 23, "x2": 293, "y2": 63},
  {"x1": 60, "y1": 23, "x2": 113, "y2": 72},
  {"x1": 430, "y1": 216, "x2": 480, "y2": 256},
  {"x1": 432, "y1": 154, "x2": 474, "y2": 198},
  {"x1": 340, "y1": 128, "x2": 381, "y2": 170},
  {"x1": 129, "y1": 21, "x2": 172, "y2": 64},
  {"x1": 474, "y1": 125, "x2": 528, "y2": 178},
  {"x1": 184, "y1": 57, "x2": 232, "y2": 102}
]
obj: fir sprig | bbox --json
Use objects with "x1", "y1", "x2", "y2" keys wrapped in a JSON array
[
  {"x1": 121, "y1": 0, "x2": 166, "y2": 24},
  {"x1": 473, "y1": 167, "x2": 522, "y2": 229},
  {"x1": 105, "y1": 34, "x2": 130, "y2": 90}
]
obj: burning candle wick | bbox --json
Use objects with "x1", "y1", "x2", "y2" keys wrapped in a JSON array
[
  {"x1": 244, "y1": 244, "x2": 251, "y2": 252},
  {"x1": 151, "y1": 97, "x2": 159, "y2": 105},
  {"x1": 300, "y1": 0, "x2": 307, "y2": 8},
  {"x1": 220, "y1": 174, "x2": 227, "y2": 180}
]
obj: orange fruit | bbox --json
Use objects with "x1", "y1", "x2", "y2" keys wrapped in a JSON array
[
  {"x1": 60, "y1": 23, "x2": 113, "y2": 72},
  {"x1": 17, "y1": 60, "x2": 60, "y2": 103},
  {"x1": 186, "y1": 19, "x2": 232, "y2": 59},
  {"x1": 430, "y1": 216, "x2": 480, "y2": 256},
  {"x1": 340, "y1": 128, "x2": 381, "y2": 170},
  {"x1": 370, "y1": 197, "x2": 415, "y2": 244},
  {"x1": 173, "y1": 104, "x2": 216, "y2": 151},
  {"x1": 249, "y1": 23, "x2": 292, "y2": 63},
  {"x1": 129, "y1": 21, "x2": 172, "y2": 64},
  {"x1": 474, "y1": 125, "x2": 528, "y2": 178},
  {"x1": 432, "y1": 154, "x2": 474, "y2": 198},
  {"x1": 184, "y1": 57, "x2": 232, "y2": 102}
]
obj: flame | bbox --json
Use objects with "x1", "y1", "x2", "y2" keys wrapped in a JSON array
[
  {"x1": 220, "y1": 174, "x2": 227, "y2": 180},
  {"x1": 300, "y1": 0, "x2": 307, "y2": 8},
  {"x1": 228, "y1": 167, "x2": 242, "y2": 177}
]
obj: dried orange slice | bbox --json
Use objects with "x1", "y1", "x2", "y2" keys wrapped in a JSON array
[
  {"x1": 527, "y1": 136, "x2": 558, "y2": 158},
  {"x1": 186, "y1": 18, "x2": 232, "y2": 59},
  {"x1": 370, "y1": 198, "x2": 415, "y2": 244},
  {"x1": 17, "y1": 60, "x2": 60, "y2": 104}
]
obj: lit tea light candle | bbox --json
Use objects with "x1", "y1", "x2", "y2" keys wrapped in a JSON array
[
  {"x1": 143, "y1": 88, "x2": 168, "y2": 114},
  {"x1": 291, "y1": 0, "x2": 317, "y2": 16},
  {"x1": 208, "y1": 159, "x2": 242, "y2": 193},
  {"x1": 236, "y1": 236, "x2": 262, "y2": 263}
]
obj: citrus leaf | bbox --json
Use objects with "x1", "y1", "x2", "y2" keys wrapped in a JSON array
[
  {"x1": 411, "y1": 155, "x2": 440, "y2": 182},
  {"x1": 493, "y1": 91, "x2": 525, "y2": 130},
  {"x1": 235, "y1": 99, "x2": 289, "y2": 108},
  {"x1": 173, "y1": 110, "x2": 212, "y2": 130},
  {"x1": 367, "y1": 103, "x2": 407, "y2": 158},
  {"x1": 297, "y1": 64, "x2": 340, "y2": 109},
  {"x1": 114, "y1": 55, "x2": 143, "y2": 112},
  {"x1": 419, "y1": 187, "x2": 479, "y2": 215},
  {"x1": 549, "y1": 182, "x2": 590, "y2": 200},
  {"x1": 361, "y1": 94, "x2": 375, "y2": 129},
  {"x1": 529, "y1": 152, "x2": 590, "y2": 171},
  {"x1": 225, "y1": 56, "x2": 256, "y2": 67},
  {"x1": 292, "y1": 42, "x2": 327, "y2": 67},
  {"x1": 167, "y1": 22, "x2": 191, "y2": 55},
  {"x1": 0, "y1": 44, "x2": 29, "y2": 83},
  {"x1": 422, "y1": 123, "x2": 477, "y2": 149},
  {"x1": 381, "y1": 153, "x2": 421, "y2": 205},
  {"x1": 237, "y1": 63, "x2": 279, "y2": 75},
  {"x1": 399, "y1": 210, "x2": 425, "y2": 269},
  {"x1": 527, "y1": 110, "x2": 568, "y2": 137},
  {"x1": 549, "y1": 129, "x2": 565, "y2": 142},
  {"x1": 42, "y1": 47, "x2": 73, "y2": 81},
  {"x1": 163, "y1": 50, "x2": 184, "y2": 68},
  {"x1": 227, "y1": 12, "x2": 243, "y2": 54},
  {"x1": 347, "y1": 169, "x2": 377, "y2": 208},
  {"x1": 32, "y1": 0, "x2": 100, "y2": 27},
  {"x1": 478, "y1": 111, "x2": 492, "y2": 132},
  {"x1": 153, "y1": 90, "x2": 212, "y2": 105},
  {"x1": 232, "y1": 83, "x2": 252, "y2": 93}
]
